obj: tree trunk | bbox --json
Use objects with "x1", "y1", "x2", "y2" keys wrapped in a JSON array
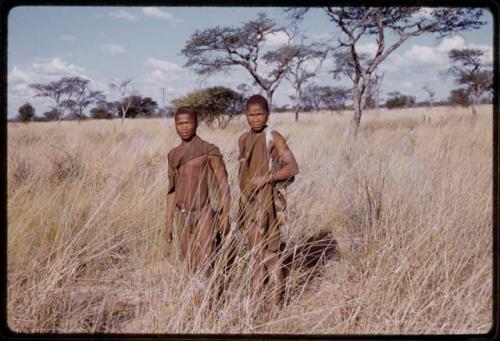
[
  {"x1": 265, "y1": 92, "x2": 273, "y2": 114},
  {"x1": 471, "y1": 92, "x2": 479, "y2": 115},
  {"x1": 294, "y1": 88, "x2": 300, "y2": 122},
  {"x1": 349, "y1": 86, "x2": 363, "y2": 137}
]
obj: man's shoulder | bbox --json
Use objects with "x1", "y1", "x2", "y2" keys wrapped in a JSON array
[
  {"x1": 238, "y1": 131, "x2": 251, "y2": 149},
  {"x1": 198, "y1": 137, "x2": 222, "y2": 156},
  {"x1": 270, "y1": 130, "x2": 286, "y2": 146},
  {"x1": 238, "y1": 131, "x2": 250, "y2": 142},
  {"x1": 167, "y1": 144, "x2": 183, "y2": 162}
]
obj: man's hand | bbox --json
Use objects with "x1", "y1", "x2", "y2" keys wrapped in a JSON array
[
  {"x1": 165, "y1": 224, "x2": 173, "y2": 244},
  {"x1": 249, "y1": 173, "x2": 272, "y2": 189}
]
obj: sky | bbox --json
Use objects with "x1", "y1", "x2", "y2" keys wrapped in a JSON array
[{"x1": 7, "y1": 6, "x2": 494, "y2": 118}]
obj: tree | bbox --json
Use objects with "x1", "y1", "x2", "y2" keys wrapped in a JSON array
[
  {"x1": 42, "y1": 108, "x2": 60, "y2": 121},
  {"x1": 30, "y1": 78, "x2": 69, "y2": 122},
  {"x1": 90, "y1": 100, "x2": 116, "y2": 119},
  {"x1": 320, "y1": 86, "x2": 351, "y2": 115},
  {"x1": 285, "y1": 42, "x2": 328, "y2": 121},
  {"x1": 448, "y1": 88, "x2": 471, "y2": 107},
  {"x1": 300, "y1": 84, "x2": 324, "y2": 113},
  {"x1": 30, "y1": 76, "x2": 103, "y2": 122},
  {"x1": 386, "y1": 91, "x2": 416, "y2": 109},
  {"x1": 365, "y1": 72, "x2": 384, "y2": 110},
  {"x1": 289, "y1": 7, "x2": 485, "y2": 136},
  {"x1": 448, "y1": 48, "x2": 493, "y2": 115},
  {"x1": 109, "y1": 79, "x2": 136, "y2": 123},
  {"x1": 61, "y1": 78, "x2": 104, "y2": 121},
  {"x1": 17, "y1": 102, "x2": 35, "y2": 122},
  {"x1": 422, "y1": 84, "x2": 436, "y2": 108},
  {"x1": 171, "y1": 87, "x2": 244, "y2": 128},
  {"x1": 182, "y1": 13, "x2": 302, "y2": 110},
  {"x1": 116, "y1": 95, "x2": 158, "y2": 119}
]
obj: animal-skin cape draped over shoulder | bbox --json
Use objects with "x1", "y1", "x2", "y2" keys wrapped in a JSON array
[{"x1": 167, "y1": 135, "x2": 222, "y2": 194}]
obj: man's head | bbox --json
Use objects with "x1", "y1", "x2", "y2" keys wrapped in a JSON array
[
  {"x1": 245, "y1": 95, "x2": 269, "y2": 132},
  {"x1": 175, "y1": 106, "x2": 197, "y2": 141}
]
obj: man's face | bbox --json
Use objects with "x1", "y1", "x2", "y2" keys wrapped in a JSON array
[
  {"x1": 175, "y1": 113, "x2": 197, "y2": 141},
  {"x1": 246, "y1": 104, "x2": 269, "y2": 132}
]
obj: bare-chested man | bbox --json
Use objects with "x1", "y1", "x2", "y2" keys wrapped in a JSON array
[
  {"x1": 238, "y1": 95, "x2": 299, "y2": 309},
  {"x1": 165, "y1": 106, "x2": 230, "y2": 274}
]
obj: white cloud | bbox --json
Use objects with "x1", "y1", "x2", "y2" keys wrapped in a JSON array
[
  {"x1": 109, "y1": 9, "x2": 138, "y2": 22},
  {"x1": 32, "y1": 57, "x2": 86, "y2": 77},
  {"x1": 142, "y1": 7, "x2": 183, "y2": 25},
  {"x1": 60, "y1": 34, "x2": 77, "y2": 41},
  {"x1": 8, "y1": 66, "x2": 33, "y2": 84},
  {"x1": 395, "y1": 35, "x2": 492, "y2": 68},
  {"x1": 100, "y1": 44, "x2": 126, "y2": 55},
  {"x1": 436, "y1": 35, "x2": 466, "y2": 52},
  {"x1": 7, "y1": 58, "x2": 91, "y2": 117},
  {"x1": 411, "y1": 7, "x2": 434, "y2": 20},
  {"x1": 401, "y1": 80, "x2": 414, "y2": 90},
  {"x1": 357, "y1": 42, "x2": 379, "y2": 57},
  {"x1": 264, "y1": 31, "x2": 290, "y2": 46},
  {"x1": 403, "y1": 45, "x2": 447, "y2": 65},
  {"x1": 311, "y1": 32, "x2": 334, "y2": 43},
  {"x1": 146, "y1": 58, "x2": 183, "y2": 73}
]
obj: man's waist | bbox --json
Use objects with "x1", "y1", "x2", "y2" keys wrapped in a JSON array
[{"x1": 175, "y1": 201, "x2": 210, "y2": 213}]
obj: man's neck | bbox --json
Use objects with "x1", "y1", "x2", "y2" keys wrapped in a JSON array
[
  {"x1": 181, "y1": 134, "x2": 197, "y2": 145},
  {"x1": 251, "y1": 125, "x2": 267, "y2": 134}
]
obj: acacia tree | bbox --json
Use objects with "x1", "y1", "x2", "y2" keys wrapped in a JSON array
[
  {"x1": 30, "y1": 78, "x2": 70, "y2": 122},
  {"x1": 30, "y1": 76, "x2": 102, "y2": 122},
  {"x1": 62, "y1": 78, "x2": 104, "y2": 121},
  {"x1": 182, "y1": 13, "x2": 302, "y2": 110},
  {"x1": 290, "y1": 7, "x2": 485, "y2": 136},
  {"x1": 301, "y1": 84, "x2": 324, "y2": 113},
  {"x1": 422, "y1": 84, "x2": 436, "y2": 108},
  {"x1": 321, "y1": 86, "x2": 351, "y2": 115},
  {"x1": 366, "y1": 72, "x2": 384, "y2": 110},
  {"x1": 286, "y1": 42, "x2": 328, "y2": 121},
  {"x1": 109, "y1": 79, "x2": 136, "y2": 123},
  {"x1": 448, "y1": 48, "x2": 493, "y2": 115},
  {"x1": 171, "y1": 86, "x2": 244, "y2": 128}
]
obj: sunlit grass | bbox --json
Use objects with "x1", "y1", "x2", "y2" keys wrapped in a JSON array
[{"x1": 7, "y1": 105, "x2": 492, "y2": 333}]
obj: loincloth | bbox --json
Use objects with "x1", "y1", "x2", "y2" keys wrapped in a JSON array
[
  {"x1": 173, "y1": 203, "x2": 216, "y2": 240},
  {"x1": 238, "y1": 192, "x2": 286, "y2": 252}
]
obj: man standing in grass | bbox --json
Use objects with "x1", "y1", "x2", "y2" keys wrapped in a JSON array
[
  {"x1": 238, "y1": 95, "x2": 299, "y2": 311},
  {"x1": 165, "y1": 106, "x2": 230, "y2": 275}
]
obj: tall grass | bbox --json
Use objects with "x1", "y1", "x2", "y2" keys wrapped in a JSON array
[{"x1": 7, "y1": 105, "x2": 492, "y2": 333}]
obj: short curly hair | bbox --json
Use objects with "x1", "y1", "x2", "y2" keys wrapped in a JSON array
[
  {"x1": 175, "y1": 106, "x2": 197, "y2": 122},
  {"x1": 245, "y1": 95, "x2": 269, "y2": 113}
]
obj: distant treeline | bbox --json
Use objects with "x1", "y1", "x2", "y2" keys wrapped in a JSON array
[{"x1": 11, "y1": 77, "x2": 492, "y2": 125}]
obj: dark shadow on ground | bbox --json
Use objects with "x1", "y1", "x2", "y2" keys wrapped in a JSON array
[{"x1": 280, "y1": 230, "x2": 340, "y2": 281}]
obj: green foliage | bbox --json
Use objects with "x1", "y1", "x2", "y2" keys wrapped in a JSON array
[
  {"x1": 42, "y1": 108, "x2": 60, "y2": 121},
  {"x1": 448, "y1": 88, "x2": 471, "y2": 107},
  {"x1": 117, "y1": 96, "x2": 158, "y2": 118},
  {"x1": 90, "y1": 101, "x2": 116, "y2": 119},
  {"x1": 17, "y1": 102, "x2": 36, "y2": 122},
  {"x1": 171, "y1": 87, "x2": 244, "y2": 129},
  {"x1": 386, "y1": 91, "x2": 416, "y2": 109},
  {"x1": 90, "y1": 108, "x2": 113, "y2": 119}
]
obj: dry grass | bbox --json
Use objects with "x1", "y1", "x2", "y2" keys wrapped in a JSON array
[{"x1": 7, "y1": 105, "x2": 492, "y2": 334}]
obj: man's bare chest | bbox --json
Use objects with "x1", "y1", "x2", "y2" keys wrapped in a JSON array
[{"x1": 178, "y1": 155, "x2": 209, "y2": 176}]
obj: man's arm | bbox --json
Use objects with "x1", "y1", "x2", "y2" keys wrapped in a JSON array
[
  {"x1": 165, "y1": 192, "x2": 176, "y2": 243},
  {"x1": 249, "y1": 131, "x2": 299, "y2": 188},
  {"x1": 268, "y1": 131, "x2": 299, "y2": 182},
  {"x1": 165, "y1": 152, "x2": 176, "y2": 244},
  {"x1": 209, "y1": 155, "x2": 231, "y2": 236}
]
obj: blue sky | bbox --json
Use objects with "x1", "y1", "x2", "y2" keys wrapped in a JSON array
[{"x1": 7, "y1": 6, "x2": 493, "y2": 117}]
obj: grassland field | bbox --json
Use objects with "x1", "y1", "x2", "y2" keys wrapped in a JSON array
[{"x1": 7, "y1": 105, "x2": 493, "y2": 333}]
